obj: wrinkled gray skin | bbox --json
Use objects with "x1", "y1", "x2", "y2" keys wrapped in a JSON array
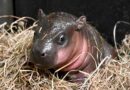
[{"x1": 30, "y1": 9, "x2": 116, "y2": 83}]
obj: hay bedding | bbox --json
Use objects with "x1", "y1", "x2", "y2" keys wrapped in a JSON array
[{"x1": 0, "y1": 17, "x2": 130, "y2": 90}]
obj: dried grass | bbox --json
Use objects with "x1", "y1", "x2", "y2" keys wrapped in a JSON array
[{"x1": 0, "y1": 17, "x2": 130, "y2": 90}]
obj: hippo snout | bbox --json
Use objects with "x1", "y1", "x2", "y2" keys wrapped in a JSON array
[{"x1": 30, "y1": 42, "x2": 56, "y2": 69}]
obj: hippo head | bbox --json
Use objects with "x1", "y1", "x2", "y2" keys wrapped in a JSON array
[{"x1": 31, "y1": 9, "x2": 88, "y2": 70}]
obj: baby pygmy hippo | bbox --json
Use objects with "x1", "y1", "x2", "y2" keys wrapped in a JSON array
[{"x1": 30, "y1": 9, "x2": 116, "y2": 82}]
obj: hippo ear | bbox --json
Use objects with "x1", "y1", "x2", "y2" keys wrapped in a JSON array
[
  {"x1": 37, "y1": 9, "x2": 49, "y2": 30},
  {"x1": 38, "y1": 9, "x2": 46, "y2": 20},
  {"x1": 76, "y1": 16, "x2": 87, "y2": 29}
]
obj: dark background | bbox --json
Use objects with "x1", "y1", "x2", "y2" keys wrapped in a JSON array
[{"x1": 4, "y1": 0, "x2": 130, "y2": 45}]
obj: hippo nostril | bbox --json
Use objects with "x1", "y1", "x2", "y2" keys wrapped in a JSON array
[{"x1": 41, "y1": 52, "x2": 47, "y2": 57}]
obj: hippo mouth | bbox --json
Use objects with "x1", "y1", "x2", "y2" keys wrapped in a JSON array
[
  {"x1": 30, "y1": 49, "x2": 56, "y2": 69},
  {"x1": 56, "y1": 52, "x2": 88, "y2": 71}
]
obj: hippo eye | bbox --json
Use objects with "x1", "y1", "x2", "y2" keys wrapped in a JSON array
[{"x1": 57, "y1": 34, "x2": 66, "y2": 45}]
